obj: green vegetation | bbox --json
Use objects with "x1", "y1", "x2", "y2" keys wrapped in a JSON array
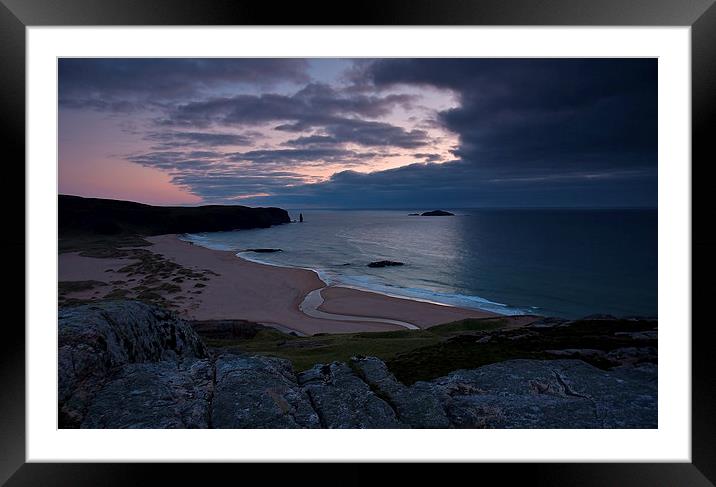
[
  {"x1": 104, "y1": 288, "x2": 131, "y2": 299},
  {"x1": 197, "y1": 317, "x2": 509, "y2": 375},
  {"x1": 196, "y1": 316, "x2": 657, "y2": 385},
  {"x1": 386, "y1": 334, "x2": 554, "y2": 385},
  {"x1": 57, "y1": 280, "x2": 107, "y2": 306},
  {"x1": 58, "y1": 280, "x2": 106, "y2": 293},
  {"x1": 59, "y1": 233, "x2": 151, "y2": 257},
  {"x1": 58, "y1": 280, "x2": 107, "y2": 307},
  {"x1": 387, "y1": 318, "x2": 657, "y2": 384},
  {"x1": 59, "y1": 234, "x2": 218, "y2": 312}
]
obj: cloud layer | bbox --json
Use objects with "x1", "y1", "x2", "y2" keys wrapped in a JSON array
[{"x1": 59, "y1": 58, "x2": 657, "y2": 207}]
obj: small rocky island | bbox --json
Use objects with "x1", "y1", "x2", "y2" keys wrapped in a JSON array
[
  {"x1": 367, "y1": 260, "x2": 405, "y2": 268},
  {"x1": 420, "y1": 210, "x2": 454, "y2": 216}
]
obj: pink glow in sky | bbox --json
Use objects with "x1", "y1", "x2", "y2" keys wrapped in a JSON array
[
  {"x1": 59, "y1": 110, "x2": 200, "y2": 204},
  {"x1": 59, "y1": 59, "x2": 459, "y2": 206}
]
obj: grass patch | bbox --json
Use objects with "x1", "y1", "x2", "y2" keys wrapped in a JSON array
[
  {"x1": 387, "y1": 318, "x2": 658, "y2": 384},
  {"x1": 386, "y1": 337, "x2": 554, "y2": 385},
  {"x1": 59, "y1": 234, "x2": 151, "y2": 257},
  {"x1": 58, "y1": 280, "x2": 106, "y2": 294},
  {"x1": 58, "y1": 297, "x2": 95, "y2": 307},
  {"x1": 195, "y1": 317, "x2": 515, "y2": 375},
  {"x1": 197, "y1": 316, "x2": 656, "y2": 385},
  {"x1": 427, "y1": 317, "x2": 508, "y2": 336},
  {"x1": 205, "y1": 327, "x2": 440, "y2": 372},
  {"x1": 154, "y1": 282, "x2": 182, "y2": 294},
  {"x1": 59, "y1": 234, "x2": 214, "y2": 313},
  {"x1": 104, "y1": 288, "x2": 130, "y2": 299}
]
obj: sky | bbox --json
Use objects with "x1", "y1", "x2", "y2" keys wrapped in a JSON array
[{"x1": 58, "y1": 58, "x2": 657, "y2": 208}]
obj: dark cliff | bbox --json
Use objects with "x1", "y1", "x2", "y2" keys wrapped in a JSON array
[{"x1": 59, "y1": 194, "x2": 290, "y2": 236}]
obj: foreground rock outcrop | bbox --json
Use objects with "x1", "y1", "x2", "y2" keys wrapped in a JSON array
[
  {"x1": 298, "y1": 362, "x2": 403, "y2": 428},
  {"x1": 81, "y1": 359, "x2": 214, "y2": 428},
  {"x1": 212, "y1": 354, "x2": 319, "y2": 428},
  {"x1": 59, "y1": 301, "x2": 657, "y2": 429},
  {"x1": 58, "y1": 300, "x2": 208, "y2": 427}
]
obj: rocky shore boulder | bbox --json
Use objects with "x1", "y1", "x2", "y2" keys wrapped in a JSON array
[
  {"x1": 350, "y1": 356, "x2": 450, "y2": 428},
  {"x1": 59, "y1": 300, "x2": 207, "y2": 427},
  {"x1": 423, "y1": 359, "x2": 656, "y2": 428},
  {"x1": 81, "y1": 359, "x2": 213, "y2": 428},
  {"x1": 298, "y1": 362, "x2": 402, "y2": 428},
  {"x1": 212, "y1": 354, "x2": 320, "y2": 428}
]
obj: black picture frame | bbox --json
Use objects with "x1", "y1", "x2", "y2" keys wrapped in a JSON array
[{"x1": 1, "y1": 0, "x2": 714, "y2": 484}]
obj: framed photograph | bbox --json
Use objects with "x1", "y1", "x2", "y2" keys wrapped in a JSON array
[{"x1": 3, "y1": 0, "x2": 714, "y2": 484}]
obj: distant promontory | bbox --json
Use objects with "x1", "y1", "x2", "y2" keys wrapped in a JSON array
[{"x1": 59, "y1": 194, "x2": 290, "y2": 236}]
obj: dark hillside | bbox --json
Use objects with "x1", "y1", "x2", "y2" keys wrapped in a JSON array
[{"x1": 59, "y1": 194, "x2": 290, "y2": 236}]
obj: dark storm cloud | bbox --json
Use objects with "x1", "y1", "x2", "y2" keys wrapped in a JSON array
[
  {"x1": 229, "y1": 147, "x2": 380, "y2": 166},
  {"x1": 59, "y1": 58, "x2": 311, "y2": 110},
  {"x1": 144, "y1": 131, "x2": 255, "y2": 149},
  {"x1": 278, "y1": 118, "x2": 429, "y2": 149},
  {"x1": 228, "y1": 58, "x2": 655, "y2": 208},
  {"x1": 126, "y1": 149, "x2": 312, "y2": 203},
  {"x1": 282, "y1": 134, "x2": 339, "y2": 146},
  {"x1": 160, "y1": 82, "x2": 428, "y2": 149},
  {"x1": 412, "y1": 152, "x2": 443, "y2": 162},
  {"x1": 59, "y1": 98, "x2": 140, "y2": 113},
  {"x1": 162, "y1": 83, "x2": 415, "y2": 126},
  {"x1": 362, "y1": 58, "x2": 657, "y2": 172},
  {"x1": 244, "y1": 159, "x2": 657, "y2": 208},
  {"x1": 171, "y1": 170, "x2": 310, "y2": 203},
  {"x1": 127, "y1": 150, "x2": 225, "y2": 170}
]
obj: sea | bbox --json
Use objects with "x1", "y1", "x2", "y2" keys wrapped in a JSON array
[{"x1": 182, "y1": 208, "x2": 657, "y2": 320}]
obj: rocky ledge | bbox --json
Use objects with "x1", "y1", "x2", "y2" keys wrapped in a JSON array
[
  {"x1": 59, "y1": 301, "x2": 657, "y2": 429},
  {"x1": 367, "y1": 260, "x2": 405, "y2": 268}
]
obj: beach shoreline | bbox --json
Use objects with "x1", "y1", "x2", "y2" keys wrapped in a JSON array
[{"x1": 59, "y1": 234, "x2": 533, "y2": 335}]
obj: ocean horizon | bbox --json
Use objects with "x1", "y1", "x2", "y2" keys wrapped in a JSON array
[{"x1": 183, "y1": 208, "x2": 657, "y2": 319}]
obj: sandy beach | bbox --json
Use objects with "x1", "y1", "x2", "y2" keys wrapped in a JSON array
[{"x1": 59, "y1": 234, "x2": 507, "y2": 335}]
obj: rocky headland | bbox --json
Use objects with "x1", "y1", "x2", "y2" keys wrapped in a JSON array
[
  {"x1": 59, "y1": 300, "x2": 657, "y2": 429},
  {"x1": 59, "y1": 194, "x2": 290, "y2": 237}
]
